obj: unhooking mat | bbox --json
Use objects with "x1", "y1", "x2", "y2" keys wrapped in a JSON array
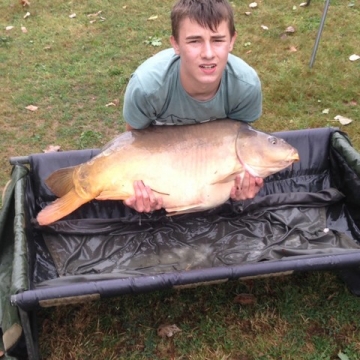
[{"x1": 23, "y1": 126, "x2": 360, "y2": 286}]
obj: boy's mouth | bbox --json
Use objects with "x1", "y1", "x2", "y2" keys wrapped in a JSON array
[{"x1": 200, "y1": 64, "x2": 216, "y2": 69}]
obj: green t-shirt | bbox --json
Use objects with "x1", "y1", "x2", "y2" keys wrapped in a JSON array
[{"x1": 123, "y1": 48, "x2": 262, "y2": 129}]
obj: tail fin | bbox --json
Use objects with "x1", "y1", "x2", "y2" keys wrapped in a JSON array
[
  {"x1": 36, "y1": 189, "x2": 89, "y2": 225},
  {"x1": 45, "y1": 166, "x2": 76, "y2": 197}
]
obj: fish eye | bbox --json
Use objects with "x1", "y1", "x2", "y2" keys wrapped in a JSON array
[{"x1": 268, "y1": 136, "x2": 278, "y2": 145}]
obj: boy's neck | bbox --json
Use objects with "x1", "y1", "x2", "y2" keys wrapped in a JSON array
[{"x1": 181, "y1": 76, "x2": 221, "y2": 101}]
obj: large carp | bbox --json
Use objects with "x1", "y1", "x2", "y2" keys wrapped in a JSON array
[{"x1": 37, "y1": 119, "x2": 299, "y2": 225}]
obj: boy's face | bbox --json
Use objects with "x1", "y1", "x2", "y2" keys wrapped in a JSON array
[{"x1": 170, "y1": 18, "x2": 236, "y2": 99}]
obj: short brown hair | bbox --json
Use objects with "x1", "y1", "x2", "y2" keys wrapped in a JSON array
[{"x1": 171, "y1": 0, "x2": 236, "y2": 41}]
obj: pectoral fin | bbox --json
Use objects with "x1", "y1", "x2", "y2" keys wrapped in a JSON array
[
  {"x1": 95, "y1": 187, "x2": 169, "y2": 200},
  {"x1": 211, "y1": 172, "x2": 241, "y2": 185},
  {"x1": 95, "y1": 191, "x2": 129, "y2": 200},
  {"x1": 165, "y1": 204, "x2": 206, "y2": 216}
]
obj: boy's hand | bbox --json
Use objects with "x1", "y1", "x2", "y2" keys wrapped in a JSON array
[{"x1": 124, "y1": 180, "x2": 163, "y2": 213}]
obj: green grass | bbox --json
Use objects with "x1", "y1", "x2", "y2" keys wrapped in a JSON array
[{"x1": 1, "y1": 0, "x2": 360, "y2": 358}]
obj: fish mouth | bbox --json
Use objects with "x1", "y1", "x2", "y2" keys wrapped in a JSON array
[{"x1": 289, "y1": 151, "x2": 300, "y2": 162}]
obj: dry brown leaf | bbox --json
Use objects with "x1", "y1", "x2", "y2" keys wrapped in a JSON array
[
  {"x1": 233, "y1": 293, "x2": 257, "y2": 305},
  {"x1": 345, "y1": 100, "x2": 357, "y2": 106},
  {"x1": 105, "y1": 99, "x2": 119, "y2": 107},
  {"x1": 246, "y1": 50, "x2": 252, "y2": 54},
  {"x1": 334, "y1": 115, "x2": 353, "y2": 125},
  {"x1": 21, "y1": 0, "x2": 30, "y2": 6},
  {"x1": 244, "y1": 11, "x2": 251, "y2": 15},
  {"x1": 289, "y1": 46, "x2": 297, "y2": 52},
  {"x1": 21, "y1": 26, "x2": 28, "y2": 33},
  {"x1": 43, "y1": 145, "x2": 61, "y2": 153},
  {"x1": 25, "y1": 105, "x2": 38, "y2": 112},
  {"x1": 285, "y1": 26, "x2": 296, "y2": 33},
  {"x1": 87, "y1": 10, "x2": 102, "y2": 17},
  {"x1": 349, "y1": 54, "x2": 360, "y2": 62},
  {"x1": 157, "y1": 324, "x2": 181, "y2": 338}
]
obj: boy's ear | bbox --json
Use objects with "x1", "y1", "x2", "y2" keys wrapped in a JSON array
[
  {"x1": 229, "y1": 31, "x2": 237, "y2": 52},
  {"x1": 170, "y1": 36, "x2": 180, "y2": 55}
]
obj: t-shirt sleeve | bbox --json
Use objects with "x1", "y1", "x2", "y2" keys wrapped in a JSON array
[
  {"x1": 123, "y1": 74, "x2": 156, "y2": 129},
  {"x1": 228, "y1": 72, "x2": 262, "y2": 123}
]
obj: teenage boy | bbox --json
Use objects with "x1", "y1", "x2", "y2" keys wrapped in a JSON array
[{"x1": 123, "y1": 0, "x2": 263, "y2": 213}]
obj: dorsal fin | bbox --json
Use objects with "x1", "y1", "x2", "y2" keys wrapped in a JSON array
[{"x1": 45, "y1": 166, "x2": 76, "y2": 197}]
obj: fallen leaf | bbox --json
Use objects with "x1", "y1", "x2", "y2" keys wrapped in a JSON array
[
  {"x1": 246, "y1": 50, "x2": 252, "y2": 54},
  {"x1": 299, "y1": 2, "x2": 308, "y2": 6},
  {"x1": 293, "y1": 5, "x2": 297, "y2": 10},
  {"x1": 21, "y1": 0, "x2": 30, "y2": 6},
  {"x1": 147, "y1": 15, "x2": 158, "y2": 21},
  {"x1": 5, "y1": 26, "x2": 14, "y2": 31},
  {"x1": 69, "y1": 13, "x2": 76, "y2": 19},
  {"x1": 43, "y1": 46, "x2": 52, "y2": 50},
  {"x1": 25, "y1": 105, "x2": 38, "y2": 112},
  {"x1": 349, "y1": 54, "x2": 360, "y2": 62},
  {"x1": 122, "y1": 5, "x2": 127, "y2": 9},
  {"x1": 326, "y1": 291, "x2": 337, "y2": 300},
  {"x1": 285, "y1": 26, "x2": 296, "y2": 33},
  {"x1": 233, "y1": 293, "x2": 257, "y2": 305},
  {"x1": 43, "y1": 145, "x2": 61, "y2": 153},
  {"x1": 157, "y1": 324, "x2": 181, "y2": 338},
  {"x1": 105, "y1": 99, "x2": 119, "y2": 107},
  {"x1": 87, "y1": 10, "x2": 102, "y2": 17},
  {"x1": 322, "y1": 108, "x2": 330, "y2": 114},
  {"x1": 337, "y1": 351, "x2": 350, "y2": 360},
  {"x1": 261, "y1": 24, "x2": 269, "y2": 30},
  {"x1": 289, "y1": 45, "x2": 297, "y2": 52},
  {"x1": 244, "y1": 11, "x2": 251, "y2": 15},
  {"x1": 249, "y1": 2, "x2": 258, "y2": 8},
  {"x1": 244, "y1": 42, "x2": 251, "y2": 47},
  {"x1": 21, "y1": 26, "x2": 28, "y2": 33},
  {"x1": 144, "y1": 37, "x2": 162, "y2": 47},
  {"x1": 24, "y1": 11, "x2": 31, "y2": 19},
  {"x1": 334, "y1": 115, "x2": 353, "y2": 125},
  {"x1": 345, "y1": 100, "x2": 357, "y2": 106}
]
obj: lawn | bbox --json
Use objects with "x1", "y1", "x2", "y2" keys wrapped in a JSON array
[{"x1": 1, "y1": 0, "x2": 360, "y2": 358}]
